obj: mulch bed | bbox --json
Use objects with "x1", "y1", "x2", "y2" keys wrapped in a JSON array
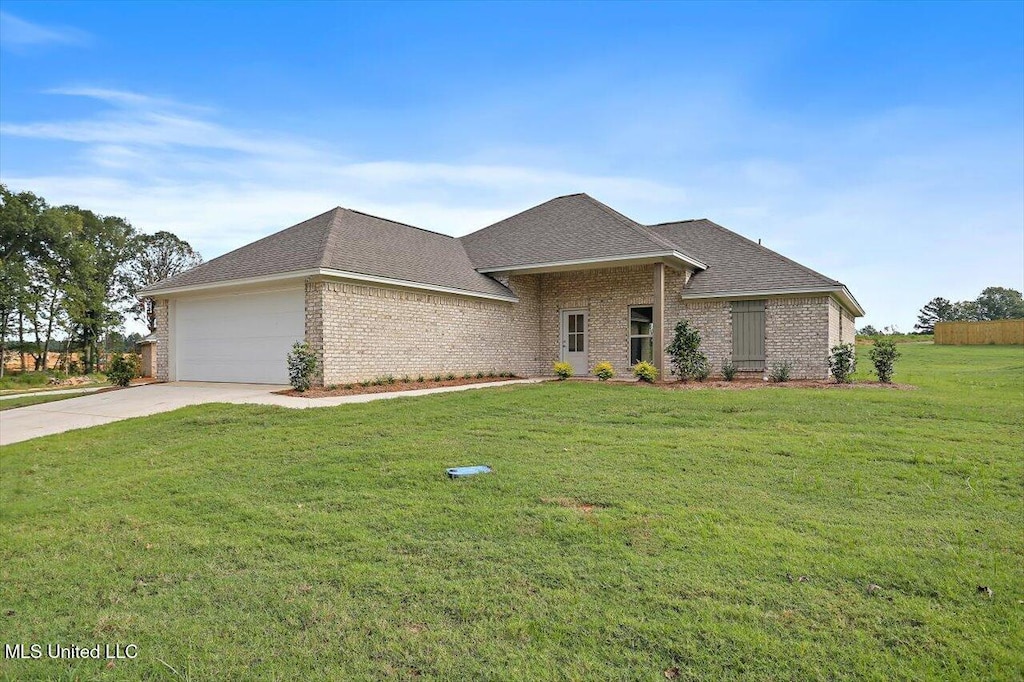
[
  {"x1": 646, "y1": 378, "x2": 916, "y2": 391},
  {"x1": 278, "y1": 375, "x2": 522, "y2": 398}
]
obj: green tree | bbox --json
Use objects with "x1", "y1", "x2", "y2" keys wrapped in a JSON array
[
  {"x1": 0, "y1": 185, "x2": 38, "y2": 377},
  {"x1": 61, "y1": 207, "x2": 136, "y2": 373},
  {"x1": 975, "y1": 286, "x2": 1024, "y2": 320},
  {"x1": 125, "y1": 231, "x2": 202, "y2": 331},
  {"x1": 914, "y1": 297, "x2": 954, "y2": 333}
]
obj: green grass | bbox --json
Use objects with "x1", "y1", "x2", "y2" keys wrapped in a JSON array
[
  {"x1": 1, "y1": 344, "x2": 1022, "y2": 680},
  {"x1": 0, "y1": 372, "x2": 107, "y2": 394},
  {"x1": 0, "y1": 371, "x2": 55, "y2": 392},
  {"x1": 0, "y1": 390, "x2": 103, "y2": 411}
]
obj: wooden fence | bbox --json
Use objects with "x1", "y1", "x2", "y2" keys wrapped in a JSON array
[{"x1": 934, "y1": 320, "x2": 1024, "y2": 345}]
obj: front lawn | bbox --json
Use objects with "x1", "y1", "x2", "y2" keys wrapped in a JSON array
[{"x1": 1, "y1": 344, "x2": 1021, "y2": 680}]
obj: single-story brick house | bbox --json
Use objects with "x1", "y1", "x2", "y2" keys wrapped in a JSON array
[{"x1": 141, "y1": 193, "x2": 862, "y2": 384}]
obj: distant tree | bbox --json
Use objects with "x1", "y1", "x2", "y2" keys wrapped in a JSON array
[
  {"x1": 61, "y1": 207, "x2": 136, "y2": 373},
  {"x1": 975, "y1": 287, "x2": 1024, "y2": 320},
  {"x1": 915, "y1": 297, "x2": 954, "y2": 333},
  {"x1": 125, "y1": 231, "x2": 202, "y2": 332},
  {"x1": 857, "y1": 325, "x2": 879, "y2": 336},
  {"x1": 951, "y1": 300, "x2": 982, "y2": 322}
]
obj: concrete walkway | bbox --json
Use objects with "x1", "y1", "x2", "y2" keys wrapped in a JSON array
[{"x1": 0, "y1": 379, "x2": 543, "y2": 446}]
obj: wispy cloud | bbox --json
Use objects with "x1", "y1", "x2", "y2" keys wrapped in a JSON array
[
  {"x1": 0, "y1": 87, "x2": 683, "y2": 251},
  {"x1": 0, "y1": 12, "x2": 91, "y2": 52},
  {"x1": 1, "y1": 86, "x2": 1021, "y2": 332}
]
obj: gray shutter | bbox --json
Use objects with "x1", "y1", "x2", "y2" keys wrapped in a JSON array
[{"x1": 732, "y1": 300, "x2": 766, "y2": 370}]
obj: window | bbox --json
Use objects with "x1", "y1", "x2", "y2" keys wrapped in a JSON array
[
  {"x1": 567, "y1": 312, "x2": 585, "y2": 352},
  {"x1": 629, "y1": 306, "x2": 653, "y2": 365}
]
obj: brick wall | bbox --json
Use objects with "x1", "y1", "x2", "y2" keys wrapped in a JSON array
[
  {"x1": 765, "y1": 296, "x2": 831, "y2": 379},
  {"x1": 154, "y1": 269, "x2": 855, "y2": 384},
  {"x1": 154, "y1": 299, "x2": 169, "y2": 381},
  {"x1": 537, "y1": 265, "x2": 653, "y2": 377},
  {"x1": 315, "y1": 275, "x2": 542, "y2": 385},
  {"x1": 672, "y1": 299, "x2": 732, "y2": 375}
]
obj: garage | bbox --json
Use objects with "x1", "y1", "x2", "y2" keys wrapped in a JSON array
[{"x1": 172, "y1": 287, "x2": 305, "y2": 384}]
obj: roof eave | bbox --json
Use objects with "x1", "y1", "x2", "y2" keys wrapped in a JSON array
[
  {"x1": 476, "y1": 250, "x2": 707, "y2": 276},
  {"x1": 680, "y1": 285, "x2": 865, "y2": 317},
  {"x1": 139, "y1": 268, "x2": 519, "y2": 303}
]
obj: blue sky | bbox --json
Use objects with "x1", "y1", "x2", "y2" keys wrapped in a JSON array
[{"x1": 2, "y1": 1, "x2": 1022, "y2": 331}]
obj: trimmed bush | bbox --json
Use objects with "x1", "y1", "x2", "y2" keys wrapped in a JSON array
[
  {"x1": 287, "y1": 342, "x2": 319, "y2": 392},
  {"x1": 768, "y1": 361, "x2": 792, "y2": 383},
  {"x1": 632, "y1": 361, "x2": 658, "y2": 383},
  {"x1": 828, "y1": 343, "x2": 856, "y2": 383},
  {"x1": 553, "y1": 361, "x2": 574, "y2": 380},
  {"x1": 666, "y1": 319, "x2": 709, "y2": 382},
  {"x1": 721, "y1": 360, "x2": 738, "y2": 381},
  {"x1": 869, "y1": 339, "x2": 901, "y2": 383},
  {"x1": 107, "y1": 353, "x2": 138, "y2": 387},
  {"x1": 446, "y1": 373, "x2": 456, "y2": 381},
  {"x1": 594, "y1": 361, "x2": 615, "y2": 381}
]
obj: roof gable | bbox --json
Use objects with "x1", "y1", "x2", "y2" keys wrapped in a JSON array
[{"x1": 459, "y1": 193, "x2": 692, "y2": 270}]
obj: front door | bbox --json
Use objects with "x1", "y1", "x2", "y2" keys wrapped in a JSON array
[{"x1": 560, "y1": 309, "x2": 588, "y2": 376}]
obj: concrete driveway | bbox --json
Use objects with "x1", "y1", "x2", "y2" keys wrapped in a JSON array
[{"x1": 0, "y1": 382, "x2": 286, "y2": 446}]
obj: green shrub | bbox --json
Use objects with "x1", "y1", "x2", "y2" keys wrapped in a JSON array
[
  {"x1": 286, "y1": 341, "x2": 319, "y2": 392},
  {"x1": 666, "y1": 319, "x2": 709, "y2": 382},
  {"x1": 553, "y1": 361, "x2": 574, "y2": 380},
  {"x1": 445, "y1": 372, "x2": 456, "y2": 380},
  {"x1": 869, "y1": 339, "x2": 901, "y2": 383},
  {"x1": 475, "y1": 371, "x2": 485, "y2": 379},
  {"x1": 433, "y1": 374, "x2": 444, "y2": 382},
  {"x1": 107, "y1": 353, "x2": 138, "y2": 387},
  {"x1": 343, "y1": 384, "x2": 353, "y2": 390},
  {"x1": 486, "y1": 370, "x2": 496, "y2": 378},
  {"x1": 632, "y1": 361, "x2": 658, "y2": 383},
  {"x1": 828, "y1": 343, "x2": 856, "y2": 383},
  {"x1": 721, "y1": 360, "x2": 738, "y2": 381},
  {"x1": 416, "y1": 375, "x2": 425, "y2": 383},
  {"x1": 463, "y1": 372, "x2": 472, "y2": 379},
  {"x1": 326, "y1": 384, "x2": 338, "y2": 391},
  {"x1": 400, "y1": 375, "x2": 411, "y2": 383},
  {"x1": 359, "y1": 379, "x2": 371, "y2": 387},
  {"x1": 594, "y1": 361, "x2": 615, "y2": 381},
  {"x1": 768, "y1": 361, "x2": 791, "y2": 383}
]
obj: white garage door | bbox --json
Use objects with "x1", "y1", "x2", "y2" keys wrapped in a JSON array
[{"x1": 174, "y1": 288, "x2": 305, "y2": 384}]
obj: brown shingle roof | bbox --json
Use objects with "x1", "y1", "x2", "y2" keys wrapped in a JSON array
[
  {"x1": 142, "y1": 194, "x2": 856, "y2": 310},
  {"x1": 458, "y1": 193, "x2": 701, "y2": 269},
  {"x1": 141, "y1": 208, "x2": 515, "y2": 299},
  {"x1": 646, "y1": 219, "x2": 843, "y2": 294}
]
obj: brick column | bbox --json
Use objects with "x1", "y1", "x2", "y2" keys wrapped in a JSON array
[{"x1": 653, "y1": 263, "x2": 666, "y2": 378}]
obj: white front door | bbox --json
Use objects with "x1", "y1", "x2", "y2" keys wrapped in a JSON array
[{"x1": 560, "y1": 309, "x2": 588, "y2": 376}]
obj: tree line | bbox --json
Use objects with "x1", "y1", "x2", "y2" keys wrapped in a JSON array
[
  {"x1": 0, "y1": 185, "x2": 202, "y2": 376},
  {"x1": 914, "y1": 287, "x2": 1024, "y2": 334}
]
